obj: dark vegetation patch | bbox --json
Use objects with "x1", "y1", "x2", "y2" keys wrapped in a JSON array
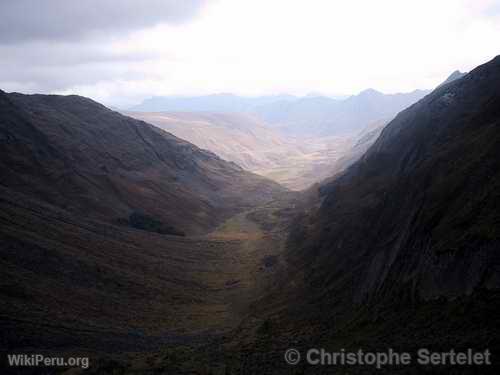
[{"x1": 126, "y1": 211, "x2": 186, "y2": 236}]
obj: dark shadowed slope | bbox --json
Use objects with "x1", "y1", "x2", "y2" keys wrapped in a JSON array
[
  {"x1": 0, "y1": 91, "x2": 285, "y2": 235},
  {"x1": 222, "y1": 56, "x2": 500, "y2": 374},
  {"x1": 323, "y1": 71, "x2": 472, "y2": 180},
  {"x1": 290, "y1": 56, "x2": 500, "y2": 305},
  {"x1": 0, "y1": 188, "x2": 294, "y2": 358},
  {"x1": 0, "y1": 91, "x2": 290, "y2": 367}
]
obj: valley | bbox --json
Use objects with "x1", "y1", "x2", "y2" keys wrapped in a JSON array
[
  {"x1": 124, "y1": 89, "x2": 431, "y2": 190},
  {"x1": 0, "y1": 180, "x2": 298, "y2": 373},
  {"x1": 123, "y1": 111, "x2": 368, "y2": 190},
  {"x1": 1, "y1": 54, "x2": 499, "y2": 375},
  {"x1": 1, "y1": 1, "x2": 499, "y2": 374},
  {"x1": 0, "y1": 89, "x2": 295, "y2": 372}
]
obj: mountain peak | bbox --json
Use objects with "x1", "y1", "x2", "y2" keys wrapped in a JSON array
[
  {"x1": 358, "y1": 88, "x2": 383, "y2": 97},
  {"x1": 438, "y1": 70, "x2": 467, "y2": 88},
  {"x1": 447, "y1": 70, "x2": 466, "y2": 80}
]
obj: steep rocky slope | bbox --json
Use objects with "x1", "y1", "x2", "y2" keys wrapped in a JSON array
[
  {"x1": 289, "y1": 56, "x2": 500, "y2": 309},
  {"x1": 214, "y1": 56, "x2": 500, "y2": 374},
  {"x1": 0, "y1": 91, "x2": 285, "y2": 235}
]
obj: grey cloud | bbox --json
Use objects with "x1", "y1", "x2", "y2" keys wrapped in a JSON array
[
  {"x1": 0, "y1": 0, "x2": 199, "y2": 93},
  {"x1": 0, "y1": 42, "x2": 160, "y2": 67},
  {"x1": 0, "y1": 41, "x2": 161, "y2": 92},
  {"x1": 0, "y1": 62, "x2": 131, "y2": 92},
  {"x1": 0, "y1": 0, "x2": 208, "y2": 44}
]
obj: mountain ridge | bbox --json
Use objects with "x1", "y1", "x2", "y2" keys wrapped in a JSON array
[
  {"x1": 128, "y1": 89, "x2": 431, "y2": 136},
  {"x1": 0, "y1": 90, "x2": 286, "y2": 235}
]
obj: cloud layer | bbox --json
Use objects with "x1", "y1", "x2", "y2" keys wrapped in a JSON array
[
  {"x1": 1, "y1": 0, "x2": 499, "y2": 107},
  {"x1": 0, "y1": 0, "x2": 206, "y2": 43}
]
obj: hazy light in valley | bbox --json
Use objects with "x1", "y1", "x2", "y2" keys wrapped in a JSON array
[{"x1": 0, "y1": 0, "x2": 499, "y2": 107}]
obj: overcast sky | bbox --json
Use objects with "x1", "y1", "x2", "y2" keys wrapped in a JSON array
[{"x1": 1, "y1": 0, "x2": 499, "y2": 107}]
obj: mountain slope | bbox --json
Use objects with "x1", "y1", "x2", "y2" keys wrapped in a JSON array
[
  {"x1": 273, "y1": 56, "x2": 500, "y2": 347},
  {"x1": 204, "y1": 56, "x2": 500, "y2": 375},
  {"x1": 0, "y1": 91, "x2": 286, "y2": 235},
  {"x1": 0, "y1": 90, "x2": 294, "y2": 365},
  {"x1": 326, "y1": 118, "x2": 390, "y2": 177},
  {"x1": 123, "y1": 111, "x2": 353, "y2": 190},
  {"x1": 122, "y1": 111, "x2": 305, "y2": 171},
  {"x1": 290, "y1": 56, "x2": 500, "y2": 307}
]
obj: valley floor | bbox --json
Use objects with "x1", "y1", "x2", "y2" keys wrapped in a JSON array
[
  {"x1": 4, "y1": 189, "x2": 497, "y2": 375},
  {"x1": 0, "y1": 188, "x2": 299, "y2": 374}
]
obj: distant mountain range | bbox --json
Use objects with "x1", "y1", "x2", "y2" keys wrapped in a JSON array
[
  {"x1": 254, "y1": 88, "x2": 430, "y2": 135},
  {"x1": 129, "y1": 89, "x2": 430, "y2": 136},
  {"x1": 321, "y1": 70, "x2": 470, "y2": 178},
  {"x1": 129, "y1": 93, "x2": 298, "y2": 113}
]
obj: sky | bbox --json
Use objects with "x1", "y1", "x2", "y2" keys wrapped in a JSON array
[{"x1": 1, "y1": 0, "x2": 499, "y2": 107}]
